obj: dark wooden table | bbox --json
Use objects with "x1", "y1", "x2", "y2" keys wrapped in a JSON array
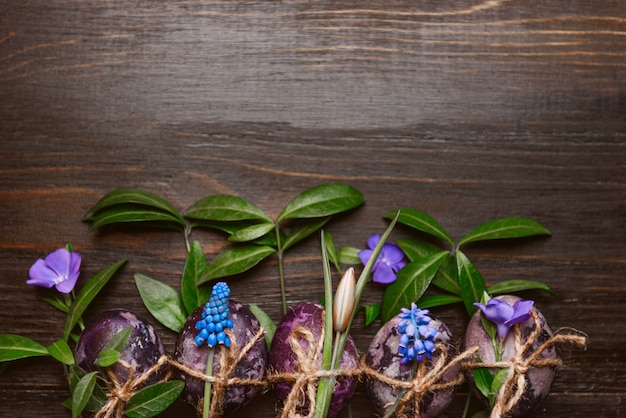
[{"x1": 1, "y1": 1, "x2": 625, "y2": 417}]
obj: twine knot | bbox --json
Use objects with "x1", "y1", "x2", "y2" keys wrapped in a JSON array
[{"x1": 464, "y1": 311, "x2": 587, "y2": 418}]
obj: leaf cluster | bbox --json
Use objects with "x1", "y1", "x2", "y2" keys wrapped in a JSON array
[
  {"x1": 84, "y1": 184, "x2": 364, "y2": 319},
  {"x1": 378, "y1": 209, "x2": 552, "y2": 321}
]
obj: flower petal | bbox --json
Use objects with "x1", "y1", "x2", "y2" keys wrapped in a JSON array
[
  {"x1": 44, "y1": 248, "x2": 72, "y2": 279},
  {"x1": 372, "y1": 262, "x2": 397, "y2": 284},
  {"x1": 26, "y1": 259, "x2": 58, "y2": 288},
  {"x1": 382, "y1": 243, "x2": 405, "y2": 266},
  {"x1": 505, "y1": 300, "x2": 534, "y2": 326},
  {"x1": 358, "y1": 249, "x2": 373, "y2": 266},
  {"x1": 366, "y1": 234, "x2": 381, "y2": 250}
]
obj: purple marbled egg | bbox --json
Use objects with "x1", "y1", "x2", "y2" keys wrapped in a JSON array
[
  {"x1": 174, "y1": 300, "x2": 267, "y2": 414},
  {"x1": 364, "y1": 315, "x2": 458, "y2": 418},
  {"x1": 269, "y1": 302, "x2": 359, "y2": 418}
]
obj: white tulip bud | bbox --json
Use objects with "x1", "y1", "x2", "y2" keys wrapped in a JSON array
[{"x1": 333, "y1": 267, "x2": 356, "y2": 332}]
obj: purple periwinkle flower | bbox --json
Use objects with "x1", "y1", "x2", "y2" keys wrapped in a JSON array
[
  {"x1": 474, "y1": 298, "x2": 534, "y2": 341},
  {"x1": 27, "y1": 247, "x2": 81, "y2": 294},
  {"x1": 358, "y1": 234, "x2": 407, "y2": 284}
]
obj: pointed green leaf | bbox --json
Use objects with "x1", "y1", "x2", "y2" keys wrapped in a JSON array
[
  {"x1": 362, "y1": 304, "x2": 381, "y2": 326},
  {"x1": 95, "y1": 349, "x2": 120, "y2": 368},
  {"x1": 47, "y1": 339, "x2": 74, "y2": 365},
  {"x1": 103, "y1": 326, "x2": 132, "y2": 353},
  {"x1": 323, "y1": 230, "x2": 339, "y2": 271},
  {"x1": 417, "y1": 294, "x2": 464, "y2": 309},
  {"x1": 229, "y1": 221, "x2": 275, "y2": 243},
  {"x1": 396, "y1": 238, "x2": 443, "y2": 261},
  {"x1": 68, "y1": 365, "x2": 107, "y2": 412},
  {"x1": 184, "y1": 194, "x2": 271, "y2": 223},
  {"x1": 89, "y1": 208, "x2": 185, "y2": 231},
  {"x1": 200, "y1": 245, "x2": 275, "y2": 283},
  {"x1": 72, "y1": 371, "x2": 98, "y2": 418},
  {"x1": 181, "y1": 241, "x2": 211, "y2": 315},
  {"x1": 458, "y1": 217, "x2": 551, "y2": 246},
  {"x1": 64, "y1": 259, "x2": 126, "y2": 341},
  {"x1": 0, "y1": 334, "x2": 49, "y2": 362},
  {"x1": 382, "y1": 251, "x2": 448, "y2": 322},
  {"x1": 282, "y1": 217, "x2": 330, "y2": 251},
  {"x1": 432, "y1": 254, "x2": 461, "y2": 295},
  {"x1": 384, "y1": 208, "x2": 453, "y2": 246},
  {"x1": 95, "y1": 326, "x2": 131, "y2": 367},
  {"x1": 42, "y1": 296, "x2": 70, "y2": 314},
  {"x1": 134, "y1": 274, "x2": 186, "y2": 332},
  {"x1": 277, "y1": 183, "x2": 364, "y2": 221},
  {"x1": 456, "y1": 251, "x2": 487, "y2": 316},
  {"x1": 84, "y1": 189, "x2": 184, "y2": 223},
  {"x1": 337, "y1": 245, "x2": 361, "y2": 265},
  {"x1": 487, "y1": 279, "x2": 553, "y2": 296},
  {"x1": 473, "y1": 366, "x2": 494, "y2": 400},
  {"x1": 248, "y1": 304, "x2": 276, "y2": 350},
  {"x1": 126, "y1": 380, "x2": 185, "y2": 418}
]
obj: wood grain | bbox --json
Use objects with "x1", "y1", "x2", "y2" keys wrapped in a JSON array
[{"x1": 1, "y1": 1, "x2": 625, "y2": 417}]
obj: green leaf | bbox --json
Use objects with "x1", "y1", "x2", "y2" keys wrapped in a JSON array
[
  {"x1": 229, "y1": 221, "x2": 275, "y2": 242},
  {"x1": 396, "y1": 238, "x2": 443, "y2": 262},
  {"x1": 96, "y1": 349, "x2": 120, "y2": 368},
  {"x1": 95, "y1": 326, "x2": 132, "y2": 367},
  {"x1": 382, "y1": 251, "x2": 448, "y2": 322},
  {"x1": 83, "y1": 188, "x2": 184, "y2": 224},
  {"x1": 491, "y1": 367, "x2": 509, "y2": 393},
  {"x1": 488, "y1": 279, "x2": 553, "y2": 296},
  {"x1": 362, "y1": 304, "x2": 381, "y2": 326},
  {"x1": 64, "y1": 259, "x2": 126, "y2": 341},
  {"x1": 417, "y1": 294, "x2": 464, "y2": 309},
  {"x1": 458, "y1": 217, "x2": 551, "y2": 246},
  {"x1": 473, "y1": 366, "x2": 494, "y2": 400},
  {"x1": 89, "y1": 208, "x2": 185, "y2": 231},
  {"x1": 184, "y1": 194, "x2": 271, "y2": 223},
  {"x1": 200, "y1": 245, "x2": 275, "y2": 284},
  {"x1": 72, "y1": 371, "x2": 98, "y2": 418},
  {"x1": 384, "y1": 208, "x2": 453, "y2": 246},
  {"x1": 181, "y1": 241, "x2": 211, "y2": 315},
  {"x1": 456, "y1": 251, "x2": 487, "y2": 316},
  {"x1": 103, "y1": 326, "x2": 132, "y2": 353},
  {"x1": 248, "y1": 304, "x2": 276, "y2": 350},
  {"x1": 282, "y1": 217, "x2": 330, "y2": 251},
  {"x1": 42, "y1": 296, "x2": 70, "y2": 314},
  {"x1": 277, "y1": 183, "x2": 364, "y2": 221},
  {"x1": 431, "y1": 254, "x2": 461, "y2": 295},
  {"x1": 134, "y1": 274, "x2": 186, "y2": 332},
  {"x1": 125, "y1": 380, "x2": 185, "y2": 418},
  {"x1": 323, "y1": 230, "x2": 339, "y2": 270},
  {"x1": 0, "y1": 334, "x2": 49, "y2": 362},
  {"x1": 337, "y1": 245, "x2": 361, "y2": 265},
  {"x1": 47, "y1": 339, "x2": 74, "y2": 365}
]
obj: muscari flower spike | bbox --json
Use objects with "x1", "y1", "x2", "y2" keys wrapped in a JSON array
[
  {"x1": 396, "y1": 302, "x2": 438, "y2": 364},
  {"x1": 194, "y1": 282, "x2": 234, "y2": 348},
  {"x1": 358, "y1": 234, "x2": 407, "y2": 284}
]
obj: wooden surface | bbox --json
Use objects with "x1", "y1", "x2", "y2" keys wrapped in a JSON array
[{"x1": 1, "y1": 1, "x2": 625, "y2": 417}]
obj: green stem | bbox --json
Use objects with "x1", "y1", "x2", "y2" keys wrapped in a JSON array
[
  {"x1": 203, "y1": 348, "x2": 214, "y2": 418},
  {"x1": 275, "y1": 224, "x2": 287, "y2": 315},
  {"x1": 382, "y1": 360, "x2": 418, "y2": 418},
  {"x1": 461, "y1": 390, "x2": 472, "y2": 418}
]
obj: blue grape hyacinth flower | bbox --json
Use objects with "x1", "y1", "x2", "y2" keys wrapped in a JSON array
[
  {"x1": 194, "y1": 282, "x2": 234, "y2": 348},
  {"x1": 396, "y1": 303, "x2": 438, "y2": 364}
]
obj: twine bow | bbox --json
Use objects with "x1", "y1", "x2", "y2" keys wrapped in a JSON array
[
  {"x1": 363, "y1": 344, "x2": 477, "y2": 418},
  {"x1": 464, "y1": 311, "x2": 588, "y2": 418},
  {"x1": 96, "y1": 354, "x2": 170, "y2": 418},
  {"x1": 267, "y1": 325, "x2": 360, "y2": 418},
  {"x1": 170, "y1": 327, "x2": 267, "y2": 418}
]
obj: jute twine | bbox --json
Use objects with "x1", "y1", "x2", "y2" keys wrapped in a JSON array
[
  {"x1": 463, "y1": 311, "x2": 588, "y2": 418},
  {"x1": 361, "y1": 343, "x2": 478, "y2": 418},
  {"x1": 266, "y1": 325, "x2": 361, "y2": 418},
  {"x1": 96, "y1": 354, "x2": 171, "y2": 418},
  {"x1": 169, "y1": 327, "x2": 268, "y2": 418},
  {"x1": 95, "y1": 326, "x2": 267, "y2": 418}
]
